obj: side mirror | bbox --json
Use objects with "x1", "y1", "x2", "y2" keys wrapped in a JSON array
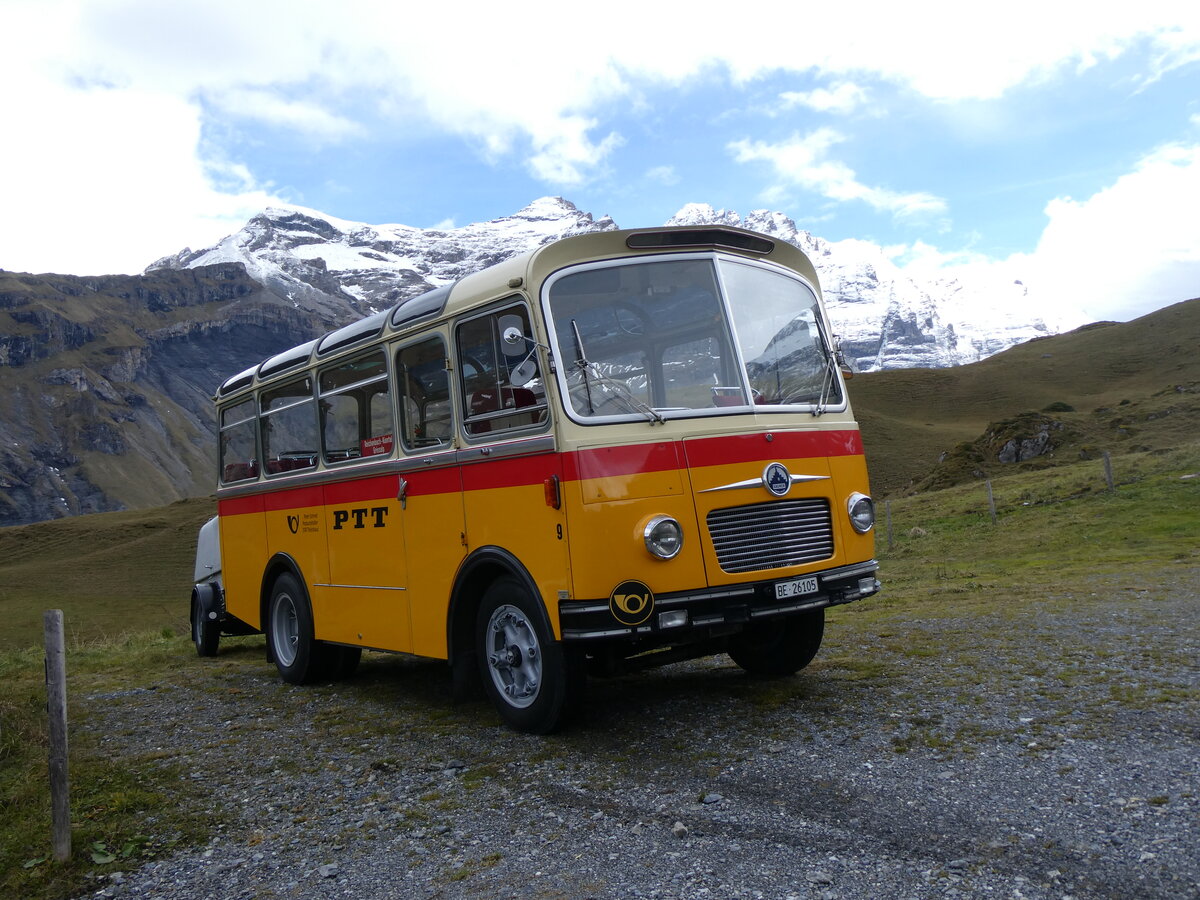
[
  {"x1": 509, "y1": 359, "x2": 538, "y2": 386},
  {"x1": 499, "y1": 315, "x2": 527, "y2": 358}
]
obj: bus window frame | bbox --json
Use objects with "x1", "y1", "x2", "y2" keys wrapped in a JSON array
[
  {"x1": 317, "y1": 348, "x2": 395, "y2": 467},
  {"x1": 394, "y1": 330, "x2": 458, "y2": 456},
  {"x1": 259, "y1": 375, "x2": 320, "y2": 478},
  {"x1": 540, "y1": 250, "x2": 845, "y2": 427},
  {"x1": 219, "y1": 395, "x2": 260, "y2": 485},
  {"x1": 453, "y1": 298, "x2": 552, "y2": 444}
]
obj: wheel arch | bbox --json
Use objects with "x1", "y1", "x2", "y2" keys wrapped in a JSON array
[
  {"x1": 259, "y1": 553, "x2": 308, "y2": 632},
  {"x1": 446, "y1": 547, "x2": 553, "y2": 692}
]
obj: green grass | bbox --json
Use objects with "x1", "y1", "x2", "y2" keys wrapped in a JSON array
[
  {"x1": 1, "y1": 633, "x2": 216, "y2": 900},
  {"x1": 0, "y1": 498, "x2": 215, "y2": 650}
]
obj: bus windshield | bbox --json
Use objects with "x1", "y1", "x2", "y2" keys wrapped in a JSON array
[{"x1": 545, "y1": 255, "x2": 841, "y2": 422}]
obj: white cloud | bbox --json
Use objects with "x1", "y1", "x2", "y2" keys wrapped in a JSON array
[
  {"x1": 877, "y1": 143, "x2": 1200, "y2": 325},
  {"x1": 207, "y1": 88, "x2": 365, "y2": 141},
  {"x1": 645, "y1": 165, "x2": 680, "y2": 186},
  {"x1": 780, "y1": 83, "x2": 867, "y2": 115},
  {"x1": 2, "y1": 0, "x2": 1199, "y2": 275},
  {"x1": 0, "y1": 80, "x2": 278, "y2": 275},
  {"x1": 729, "y1": 130, "x2": 948, "y2": 220},
  {"x1": 1024, "y1": 142, "x2": 1200, "y2": 321}
]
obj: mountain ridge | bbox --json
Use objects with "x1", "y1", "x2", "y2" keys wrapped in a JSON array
[{"x1": 1, "y1": 197, "x2": 1190, "y2": 527}]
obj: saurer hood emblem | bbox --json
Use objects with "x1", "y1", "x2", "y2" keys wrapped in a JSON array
[
  {"x1": 763, "y1": 462, "x2": 792, "y2": 496},
  {"x1": 699, "y1": 463, "x2": 829, "y2": 495}
]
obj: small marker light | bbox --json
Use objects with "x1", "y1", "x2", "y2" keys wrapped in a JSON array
[{"x1": 658, "y1": 610, "x2": 688, "y2": 629}]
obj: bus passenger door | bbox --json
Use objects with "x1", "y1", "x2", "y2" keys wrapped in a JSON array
[
  {"x1": 395, "y1": 334, "x2": 467, "y2": 659},
  {"x1": 321, "y1": 475, "x2": 409, "y2": 651},
  {"x1": 317, "y1": 350, "x2": 410, "y2": 652}
]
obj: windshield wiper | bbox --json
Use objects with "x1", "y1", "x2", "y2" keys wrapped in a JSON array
[
  {"x1": 812, "y1": 323, "x2": 839, "y2": 417},
  {"x1": 570, "y1": 318, "x2": 664, "y2": 425}
]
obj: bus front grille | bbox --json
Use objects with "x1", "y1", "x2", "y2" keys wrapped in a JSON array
[{"x1": 706, "y1": 498, "x2": 834, "y2": 573}]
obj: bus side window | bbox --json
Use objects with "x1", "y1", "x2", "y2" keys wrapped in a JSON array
[
  {"x1": 260, "y1": 378, "x2": 319, "y2": 475},
  {"x1": 219, "y1": 397, "x2": 259, "y2": 482},
  {"x1": 456, "y1": 306, "x2": 548, "y2": 437},
  {"x1": 397, "y1": 336, "x2": 452, "y2": 451},
  {"x1": 319, "y1": 351, "x2": 393, "y2": 463}
]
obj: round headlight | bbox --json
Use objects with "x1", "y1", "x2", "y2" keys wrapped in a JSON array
[
  {"x1": 643, "y1": 516, "x2": 683, "y2": 560},
  {"x1": 847, "y1": 492, "x2": 875, "y2": 533}
]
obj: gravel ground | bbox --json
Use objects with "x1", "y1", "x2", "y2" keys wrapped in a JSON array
[{"x1": 77, "y1": 571, "x2": 1198, "y2": 900}]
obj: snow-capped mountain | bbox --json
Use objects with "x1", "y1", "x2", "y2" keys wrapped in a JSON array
[
  {"x1": 149, "y1": 197, "x2": 616, "y2": 320},
  {"x1": 668, "y1": 203, "x2": 1074, "y2": 370},
  {"x1": 149, "y1": 197, "x2": 1070, "y2": 371}
]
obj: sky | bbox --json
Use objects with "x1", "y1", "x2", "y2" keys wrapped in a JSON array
[{"x1": 1, "y1": 1, "x2": 1199, "y2": 324}]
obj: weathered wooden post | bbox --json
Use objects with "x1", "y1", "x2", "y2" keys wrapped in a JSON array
[
  {"x1": 43, "y1": 610, "x2": 71, "y2": 863},
  {"x1": 986, "y1": 480, "x2": 998, "y2": 525},
  {"x1": 1103, "y1": 451, "x2": 1115, "y2": 492},
  {"x1": 885, "y1": 499, "x2": 894, "y2": 551}
]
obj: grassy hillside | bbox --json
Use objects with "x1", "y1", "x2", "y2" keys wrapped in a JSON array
[
  {"x1": 0, "y1": 498, "x2": 215, "y2": 649},
  {"x1": 852, "y1": 297, "x2": 1200, "y2": 495}
]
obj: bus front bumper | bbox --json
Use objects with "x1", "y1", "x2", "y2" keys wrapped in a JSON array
[{"x1": 558, "y1": 560, "x2": 880, "y2": 642}]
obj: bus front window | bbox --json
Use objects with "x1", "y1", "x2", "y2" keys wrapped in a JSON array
[
  {"x1": 548, "y1": 258, "x2": 741, "y2": 420},
  {"x1": 718, "y1": 259, "x2": 841, "y2": 409},
  {"x1": 546, "y1": 255, "x2": 839, "y2": 422}
]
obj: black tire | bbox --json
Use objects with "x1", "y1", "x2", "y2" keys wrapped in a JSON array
[
  {"x1": 191, "y1": 590, "x2": 220, "y2": 657},
  {"x1": 266, "y1": 573, "x2": 337, "y2": 684},
  {"x1": 476, "y1": 576, "x2": 574, "y2": 734},
  {"x1": 728, "y1": 608, "x2": 825, "y2": 677}
]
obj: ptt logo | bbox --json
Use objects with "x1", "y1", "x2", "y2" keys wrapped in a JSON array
[
  {"x1": 332, "y1": 506, "x2": 389, "y2": 530},
  {"x1": 609, "y1": 579, "x2": 654, "y2": 626}
]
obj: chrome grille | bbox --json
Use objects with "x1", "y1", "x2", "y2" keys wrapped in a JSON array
[{"x1": 707, "y1": 498, "x2": 834, "y2": 573}]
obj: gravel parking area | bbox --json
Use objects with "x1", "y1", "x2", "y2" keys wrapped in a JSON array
[{"x1": 77, "y1": 570, "x2": 1198, "y2": 899}]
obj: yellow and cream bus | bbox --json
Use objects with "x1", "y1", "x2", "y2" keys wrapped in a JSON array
[{"x1": 190, "y1": 225, "x2": 880, "y2": 732}]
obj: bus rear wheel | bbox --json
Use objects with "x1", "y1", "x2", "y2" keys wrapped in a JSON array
[
  {"x1": 268, "y1": 573, "x2": 337, "y2": 685},
  {"x1": 728, "y1": 608, "x2": 825, "y2": 677},
  {"x1": 476, "y1": 577, "x2": 571, "y2": 734},
  {"x1": 190, "y1": 590, "x2": 220, "y2": 657}
]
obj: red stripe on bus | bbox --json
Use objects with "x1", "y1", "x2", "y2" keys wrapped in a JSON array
[
  {"x1": 683, "y1": 430, "x2": 863, "y2": 468},
  {"x1": 215, "y1": 431, "x2": 863, "y2": 516},
  {"x1": 323, "y1": 473, "x2": 399, "y2": 505},
  {"x1": 560, "y1": 441, "x2": 681, "y2": 482},
  {"x1": 218, "y1": 493, "x2": 265, "y2": 518},
  {"x1": 460, "y1": 453, "x2": 559, "y2": 493}
]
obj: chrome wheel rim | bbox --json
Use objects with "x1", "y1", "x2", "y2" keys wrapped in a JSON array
[
  {"x1": 271, "y1": 593, "x2": 300, "y2": 667},
  {"x1": 484, "y1": 604, "x2": 541, "y2": 709}
]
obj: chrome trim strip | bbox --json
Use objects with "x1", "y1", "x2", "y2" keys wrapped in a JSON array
[
  {"x1": 456, "y1": 435, "x2": 556, "y2": 465},
  {"x1": 219, "y1": 436, "x2": 560, "y2": 497},
  {"x1": 315, "y1": 583, "x2": 407, "y2": 591},
  {"x1": 700, "y1": 474, "x2": 829, "y2": 493},
  {"x1": 819, "y1": 559, "x2": 879, "y2": 583}
]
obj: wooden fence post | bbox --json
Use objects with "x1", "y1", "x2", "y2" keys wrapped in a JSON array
[
  {"x1": 43, "y1": 610, "x2": 71, "y2": 863},
  {"x1": 885, "y1": 499, "x2": 893, "y2": 551}
]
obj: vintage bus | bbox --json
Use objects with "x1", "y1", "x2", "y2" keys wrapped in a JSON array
[{"x1": 190, "y1": 225, "x2": 880, "y2": 733}]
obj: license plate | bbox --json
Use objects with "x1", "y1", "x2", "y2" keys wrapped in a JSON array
[{"x1": 774, "y1": 576, "x2": 819, "y2": 600}]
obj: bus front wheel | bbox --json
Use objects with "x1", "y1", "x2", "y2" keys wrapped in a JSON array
[
  {"x1": 728, "y1": 608, "x2": 825, "y2": 677},
  {"x1": 476, "y1": 577, "x2": 571, "y2": 734},
  {"x1": 268, "y1": 573, "x2": 334, "y2": 685}
]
